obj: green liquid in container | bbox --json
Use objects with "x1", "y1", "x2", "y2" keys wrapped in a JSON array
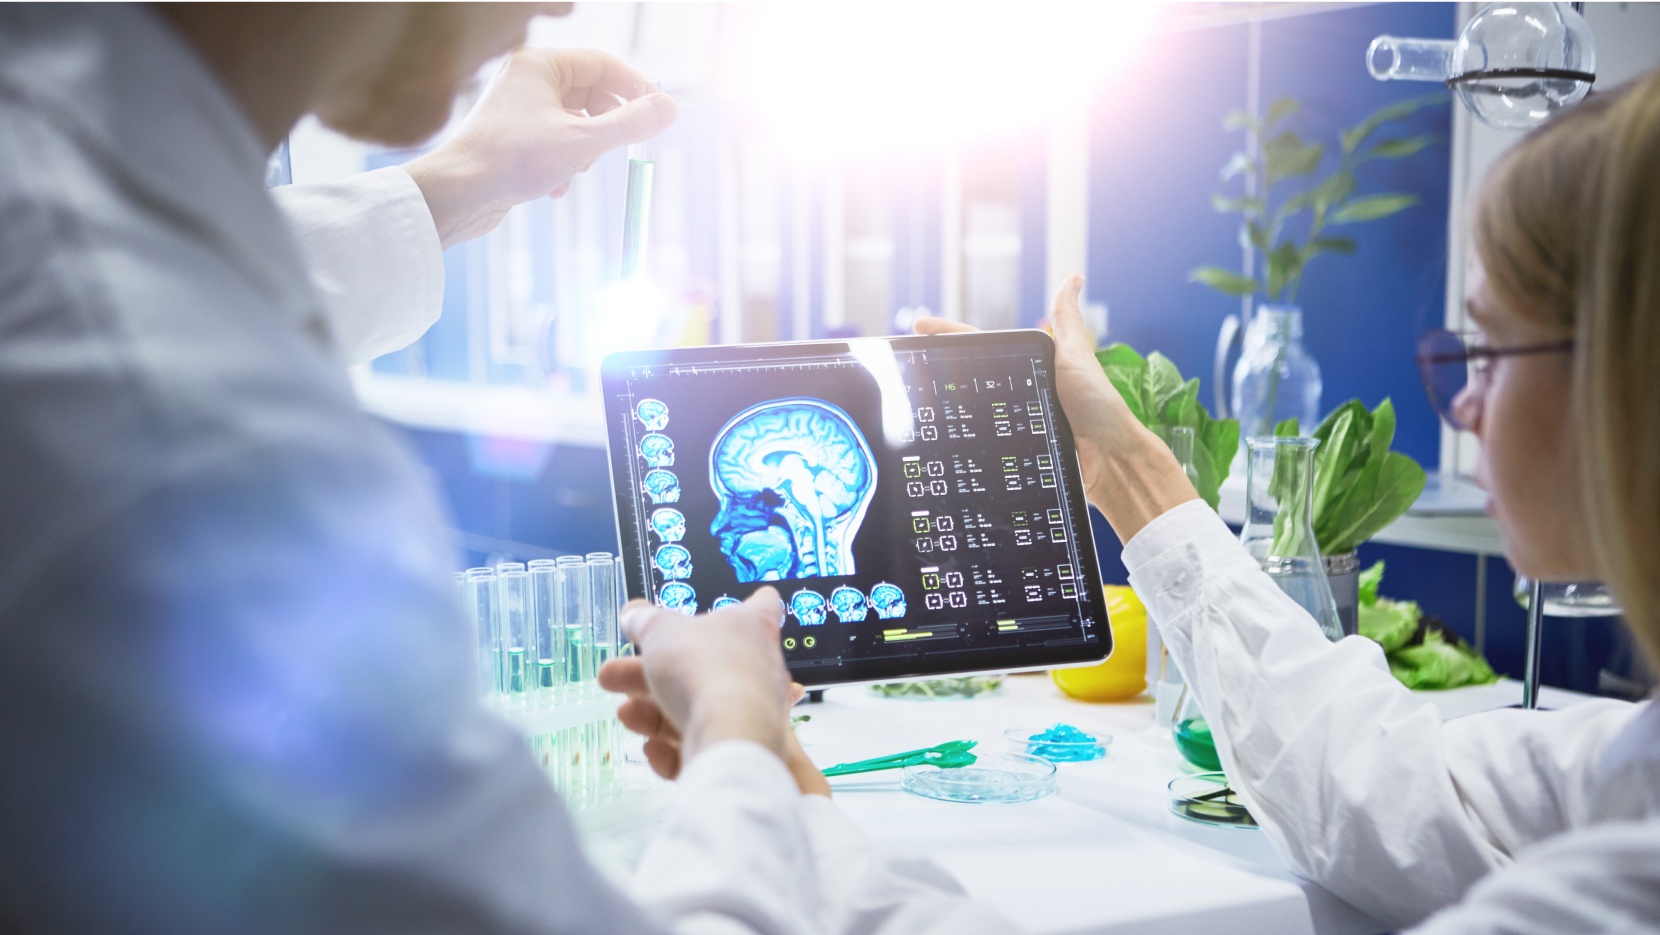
[{"x1": 1173, "y1": 716, "x2": 1222, "y2": 771}]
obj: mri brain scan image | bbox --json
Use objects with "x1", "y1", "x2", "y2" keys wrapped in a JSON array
[
  {"x1": 658, "y1": 582, "x2": 696, "y2": 615},
  {"x1": 643, "y1": 469, "x2": 681, "y2": 504},
  {"x1": 636, "y1": 398, "x2": 669, "y2": 431},
  {"x1": 654, "y1": 544, "x2": 692, "y2": 580},
  {"x1": 649, "y1": 508, "x2": 686, "y2": 542},
  {"x1": 829, "y1": 586, "x2": 868, "y2": 623},
  {"x1": 639, "y1": 433, "x2": 675, "y2": 468},
  {"x1": 708, "y1": 398, "x2": 876, "y2": 582},
  {"x1": 711, "y1": 595, "x2": 741, "y2": 611},
  {"x1": 789, "y1": 589, "x2": 829, "y2": 626},
  {"x1": 869, "y1": 582, "x2": 906, "y2": 620}
]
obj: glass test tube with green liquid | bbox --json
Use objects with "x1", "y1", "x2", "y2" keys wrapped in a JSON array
[
  {"x1": 619, "y1": 81, "x2": 659, "y2": 283},
  {"x1": 555, "y1": 556, "x2": 594, "y2": 692},
  {"x1": 527, "y1": 559, "x2": 565, "y2": 701},
  {"x1": 497, "y1": 567, "x2": 533, "y2": 702}
]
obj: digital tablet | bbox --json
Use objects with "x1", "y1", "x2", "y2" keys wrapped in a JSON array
[{"x1": 599, "y1": 330, "x2": 1112, "y2": 687}]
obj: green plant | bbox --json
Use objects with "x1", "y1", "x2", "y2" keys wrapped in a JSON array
[
  {"x1": 1188, "y1": 93, "x2": 1446, "y2": 305},
  {"x1": 1272, "y1": 398, "x2": 1427, "y2": 556},
  {"x1": 1357, "y1": 561, "x2": 1497, "y2": 690},
  {"x1": 1095, "y1": 344, "x2": 1239, "y2": 510}
]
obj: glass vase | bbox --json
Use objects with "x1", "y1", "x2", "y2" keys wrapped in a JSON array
[
  {"x1": 1231, "y1": 306, "x2": 1322, "y2": 444},
  {"x1": 1240, "y1": 436, "x2": 1345, "y2": 642}
]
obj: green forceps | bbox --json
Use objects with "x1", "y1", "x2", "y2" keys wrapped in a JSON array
[{"x1": 821, "y1": 740, "x2": 979, "y2": 777}]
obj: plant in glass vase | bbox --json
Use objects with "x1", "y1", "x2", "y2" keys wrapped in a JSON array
[{"x1": 1189, "y1": 93, "x2": 1446, "y2": 442}]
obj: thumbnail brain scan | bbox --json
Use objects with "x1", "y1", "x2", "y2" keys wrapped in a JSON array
[
  {"x1": 711, "y1": 595, "x2": 741, "y2": 611},
  {"x1": 654, "y1": 544, "x2": 692, "y2": 580},
  {"x1": 649, "y1": 508, "x2": 686, "y2": 542},
  {"x1": 658, "y1": 582, "x2": 696, "y2": 615},
  {"x1": 829, "y1": 586, "x2": 869, "y2": 623},
  {"x1": 639, "y1": 433, "x2": 675, "y2": 468},
  {"x1": 869, "y1": 582, "x2": 906, "y2": 620},
  {"x1": 643, "y1": 469, "x2": 681, "y2": 504},
  {"x1": 789, "y1": 589, "x2": 829, "y2": 626},
  {"x1": 708, "y1": 398, "x2": 876, "y2": 582},
  {"x1": 635, "y1": 398, "x2": 669, "y2": 431}
]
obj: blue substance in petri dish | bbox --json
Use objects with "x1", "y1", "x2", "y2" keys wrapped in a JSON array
[{"x1": 1026, "y1": 724, "x2": 1106, "y2": 762}]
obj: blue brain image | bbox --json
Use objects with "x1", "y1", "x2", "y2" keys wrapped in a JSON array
[
  {"x1": 650, "y1": 508, "x2": 686, "y2": 542},
  {"x1": 654, "y1": 544, "x2": 692, "y2": 580},
  {"x1": 658, "y1": 582, "x2": 696, "y2": 615},
  {"x1": 639, "y1": 433, "x2": 675, "y2": 468},
  {"x1": 708, "y1": 398, "x2": 876, "y2": 582},
  {"x1": 829, "y1": 586, "x2": 868, "y2": 623},
  {"x1": 643, "y1": 469, "x2": 680, "y2": 504},
  {"x1": 789, "y1": 589, "x2": 829, "y2": 626},
  {"x1": 636, "y1": 398, "x2": 669, "y2": 431},
  {"x1": 869, "y1": 583, "x2": 906, "y2": 620},
  {"x1": 711, "y1": 595, "x2": 741, "y2": 611}
]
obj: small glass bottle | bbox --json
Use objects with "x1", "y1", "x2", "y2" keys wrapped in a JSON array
[
  {"x1": 1231, "y1": 307, "x2": 1322, "y2": 454},
  {"x1": 1240, "y1": 436, "x2": 1345, "y2": 642}
]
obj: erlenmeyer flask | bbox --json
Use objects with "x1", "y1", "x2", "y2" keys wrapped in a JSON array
[{"x1": 1239, "y1": 436, "x2": 1345, "y2": 642}]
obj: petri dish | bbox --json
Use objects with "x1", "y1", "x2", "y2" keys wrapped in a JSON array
[
  {"x1": 1004, "y1": 725, "x2": 1111, "y2": 763},
  {"x1": 902, "y1": 752, "x2": 1057, "y2": 804},
  {"x1": 1168, "y1": 772, "x2": 1258, "y2": 829}
]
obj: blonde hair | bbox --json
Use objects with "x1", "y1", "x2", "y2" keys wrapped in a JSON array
[{"x1": 1474, "y1": 72, "x2": 1660, "y2": 672}]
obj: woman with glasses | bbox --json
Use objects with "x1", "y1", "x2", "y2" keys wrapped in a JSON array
[{"x1": 921, "y1": 74, "x2": 1660, "y2": 932}]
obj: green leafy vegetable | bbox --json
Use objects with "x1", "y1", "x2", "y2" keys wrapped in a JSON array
[
  {"x1": 1358, "y1": 560, "x2": 1385, "y2": 606},
  {"x1": 1272, "y1": 398, "x2": 1427, "y2": 556},
  {"x1": 1388, "y1": 629, "x2": 1498, "y2": 691},
  {"x1": 1359, "y1": 597, "x2": 1420, "y2": 653},
  {"x1": 1095, "y1": 344, "x2": 1239, "y2": 510}
]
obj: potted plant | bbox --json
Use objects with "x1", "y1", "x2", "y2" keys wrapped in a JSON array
[{"x1": 1189, "y1": 94, "x2": 1446, "y2": 443}]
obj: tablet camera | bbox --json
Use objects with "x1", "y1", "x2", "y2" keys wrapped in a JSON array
[
  {"x1": 635, "y1": 398, "x2": 669, "y2": 431},
  {"x1": 639, "y1": 433, "x2": 675, "y2": 468},
  {"x1": 789, "y1": 588, "x2": 829, "y2": 626},
  {"x1": 654, "y1": 544, "x2": 692, "y2": 580},
  {"x1": 649, "y1": 508, "x2": 686, "y2": 542},
  {"x1": 869, "y1": 582, "x2": 907, "y2": 620},
  {"x1": 709, "y1": 398, "x2": 875, "y2": 582},
  {"x1": 657, "y1": 582, "x2": 696, "y2": 615},
  {"x1": 829, "y1": 585, "x2": 869, "y2": 623},
  {"x1": 642, "y1": 469, "x2": 681, "y2": 504}
]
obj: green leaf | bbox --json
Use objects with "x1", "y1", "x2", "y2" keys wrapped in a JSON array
[
  {"x1": 1358, "y1": 560, "x2": 1385, "y2": 606},
  {"x1": 1310, "y1": 170, "x2": 1357, "y2": 224},
  {"x1": 1264, "y1": 132, "x2": 1325, "y2": 188},
  {"x1": 1188, "y1": 265, "x2": 1260, "y2": 297},
  {"x1": 1320, "y1": 452, "x2": 1427, "y2": 554},
  {"x1": 1367, "y1": 398, "x2": 1397, "y2": 463},
  {"x1": 1145, "y1": 352, "x2": 1188, "y2": 417},
  {"x1": 1195, "y1": 416, "x2": 1240, "y2": 509},
  {"x1": 1340, "y1": 92, "x2": 1448, "y2": 155},
  {"x1": 1360, "y1": 597, "x2": 1420, "y2": 653},
  {"x1": 1273, "y1": 417, "x2": 1299, "y2": 436},
  {"x1": 1239, "y1": 219, "x2": 1269, "y2": 252},
  {"x1": 1307, "y1": 236, "x2": 1357, "y2": 256},
  {"x1": 1330, "y1": 193, "x2": 1419, "y2": 224},
  {"x1": 1211, "y1": 193, "x2": 1265, "y2": 215},
  {"x1": 1220, "y1": 151, "x2": 1254, "y2": 182},
  {"x1": 1363, "y1": 134, "x2": 1440, "y2": 161},
  {"x1": 1266, "y1": 97, "x2": 1301, "y2": 127},
  {"x1": 1223, "y1": 110, "x2": 1260, "y2": 132},
  {"x1": 1264, "y1": 241, "x2": 1302, "y2": 300},
  {"x1": 1095, "y1": 344, "x2": 1150, "y2": 426}
]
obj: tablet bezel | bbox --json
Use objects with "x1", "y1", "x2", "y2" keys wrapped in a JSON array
[{"x1": 599, "y1": 330, "x2": 1113, "y2": 687}]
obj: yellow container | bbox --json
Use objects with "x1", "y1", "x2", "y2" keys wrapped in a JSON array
[{"x1": 1051, "y1": 585, "x2": 1147, "y2": 701}]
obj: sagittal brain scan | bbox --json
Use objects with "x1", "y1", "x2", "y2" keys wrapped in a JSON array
[
  {"x1": 829, "y1": 585, "x2": 868, "y2": 623},
  {"x1": 636, "y1": 398, "x2": 669, "y2": 431},
  {"x1": 650, "y1": 508, "x2": 686, "y2": 542},
  {"x1": 708, "y1": 398, "x2": 876, "y2": 582},
  {"x1": 789, "y1": 589, "x2": 829, "y2": 626},
  {"x1": 654, "y1": 544, "x2": 692, "y2": 580},
  {"x1": 868, "y1": 582, "x2": 906, "y2": 620},
  {"x1": 658, "y1": 582, "x2": 696, "y2": 615},
  {"x1": 643, "y1": 469, "x2": 680, "y2": 504},
  {"x1": 639, "y1": 433, "x2": 675, "y2": 467},
  {"x1": 712, "y1": 595, "x2": 741, "y2": 611}
]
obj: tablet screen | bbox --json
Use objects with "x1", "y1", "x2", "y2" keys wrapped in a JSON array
[{"x1": 600, "y1": 331, "x2": 1111, "y2": 686}]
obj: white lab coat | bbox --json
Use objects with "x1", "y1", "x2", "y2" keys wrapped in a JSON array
[
  {"x1": 0, "y1": 6, "x2": 1011, "y2": 935},
  {"x1": 1126, "y1": 500, "x2": 1660, "y2": 933}
]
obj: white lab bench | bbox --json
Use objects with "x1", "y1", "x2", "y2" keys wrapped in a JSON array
[{"x1": 582, "y1": 672, "x2": 1592, "y2": 935}]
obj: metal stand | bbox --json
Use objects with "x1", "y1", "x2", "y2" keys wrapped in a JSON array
[{"x1": 1522, "y1": 579, "x2": 1545, "y2": 709}]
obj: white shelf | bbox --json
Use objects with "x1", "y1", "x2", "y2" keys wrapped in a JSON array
[
  {"x1": 352, "y1": 371, "x2": 608, "y2": 448},
  {"x1": 1217, "y1": 471, "x2": 1506, "y2": 556}
]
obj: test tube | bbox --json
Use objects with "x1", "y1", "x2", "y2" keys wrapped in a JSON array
[
  {"x1": 528, "y1": 559, "x2": 565, "y2": 703},
  {"x1": 586, "y1": 553, "x2": 620, "y2": 665},
  {"x1": 498, "y1": 568, "x2": 533, "y2": 704},
  {"x1": 619, "y1": 81, "x2": 659, "y2": 283},
  {"x1": 463, "y1": 567, "x2": 501, "y2": 699},
  {"x1": 555, "y1": 556, "x2": 593, "y2": 693}
]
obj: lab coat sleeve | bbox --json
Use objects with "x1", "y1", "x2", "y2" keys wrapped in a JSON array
[
  {"x1": 272, "y1": 167, "x2": 444, "y2": 365},
  {"x1": 1404, "y1": 818, "x2": 1660, "y2": 934},
  {"x1": 1124, "y1": 500, "x2": 1640, "y2": 929}
]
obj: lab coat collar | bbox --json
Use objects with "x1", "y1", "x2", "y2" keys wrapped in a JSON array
[{"x1": 0, "y1": 3, "x2": 327, "y2": 339}]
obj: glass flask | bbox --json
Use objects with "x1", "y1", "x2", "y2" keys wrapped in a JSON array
[
  {"x1": 1368, "y1": 2, "x2": 1595, "y2": 131},
  {"x1": 1514, "y1": 577, "x2": 1623, "y2": 618},
  {"x1": 1231, "y1": 306, "x2": 1322, "y2": 451},
  {"x1": 1239, "y1": 436, "x2": 1345, "y2": 642}
]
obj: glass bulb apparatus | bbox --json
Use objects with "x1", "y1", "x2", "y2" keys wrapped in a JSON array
[{"x1": 1368, "y1": 2, "x2": 1595, "y2": 130}]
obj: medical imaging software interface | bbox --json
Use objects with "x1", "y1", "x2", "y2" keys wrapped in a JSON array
[{"x1": 604, "y1": 335, "x2": 1107, "y2": 682}]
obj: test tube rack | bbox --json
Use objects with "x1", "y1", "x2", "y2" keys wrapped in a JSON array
[{"x1": 458, "y1": 553, "x2": 630, "y2": 813}]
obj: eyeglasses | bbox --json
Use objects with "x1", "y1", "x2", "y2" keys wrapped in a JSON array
[{"x1": 1416, "y1": 329, "x2": 1574, "y2": 431}]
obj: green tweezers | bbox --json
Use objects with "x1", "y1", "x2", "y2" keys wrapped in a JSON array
[{"x1": 821, "y1": 740, "x2": 979, "y2": 777}]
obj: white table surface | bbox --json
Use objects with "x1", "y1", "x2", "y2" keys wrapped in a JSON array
[{"x1": 582, "y1": 675, "x2": 1594, "y2": 935}]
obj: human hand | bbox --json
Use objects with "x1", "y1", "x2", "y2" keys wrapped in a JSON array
[
  {"x1": 596, "y1": 588, "x2": 799, "y2": 771},
  {"x1": 915, "y1": 275, "x2": 1197, "y2": 540},
  {"x1": 404, "y1": 48, "x2": 676, "y2": 248}
]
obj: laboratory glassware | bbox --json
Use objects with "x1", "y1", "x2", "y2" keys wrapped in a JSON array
[
  {"x1": 901, "y1": 752, "x2": 1056, "y2": 804},
  {"x1": 497, "y1": 568, "x2": 534, "y2": 701},
  {"x1": 1169, "y1": 772, "x2": 1258, "y2": 829},
  {"x1": 587, "y1": 553, "x2": 621, "y2": 664},
  {"x1": 1515, "y1": 577, "x2": 1624, "y2": 709},
  {"x1": 555, "y1": 557, "x2": 594, "y2": 691},
  {"x1": 1239, "y1": 436, "x2": 1346, "y2": 643},
  {"x1": 619, "y1": 80, "x2": 661, "y2": 283},
  {"x1": 1368, "y1": 2, "x2": 1595, "y2": 130},
  {"x1": 1231, "y1": 307, "x2": 1322, "y2": 454},
  {"x1": 528, "y1": 560, "x2": 566, "y2": 701},
  {"x1": 464, "y1": 567, "x2": 501, "y2": 697}
]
